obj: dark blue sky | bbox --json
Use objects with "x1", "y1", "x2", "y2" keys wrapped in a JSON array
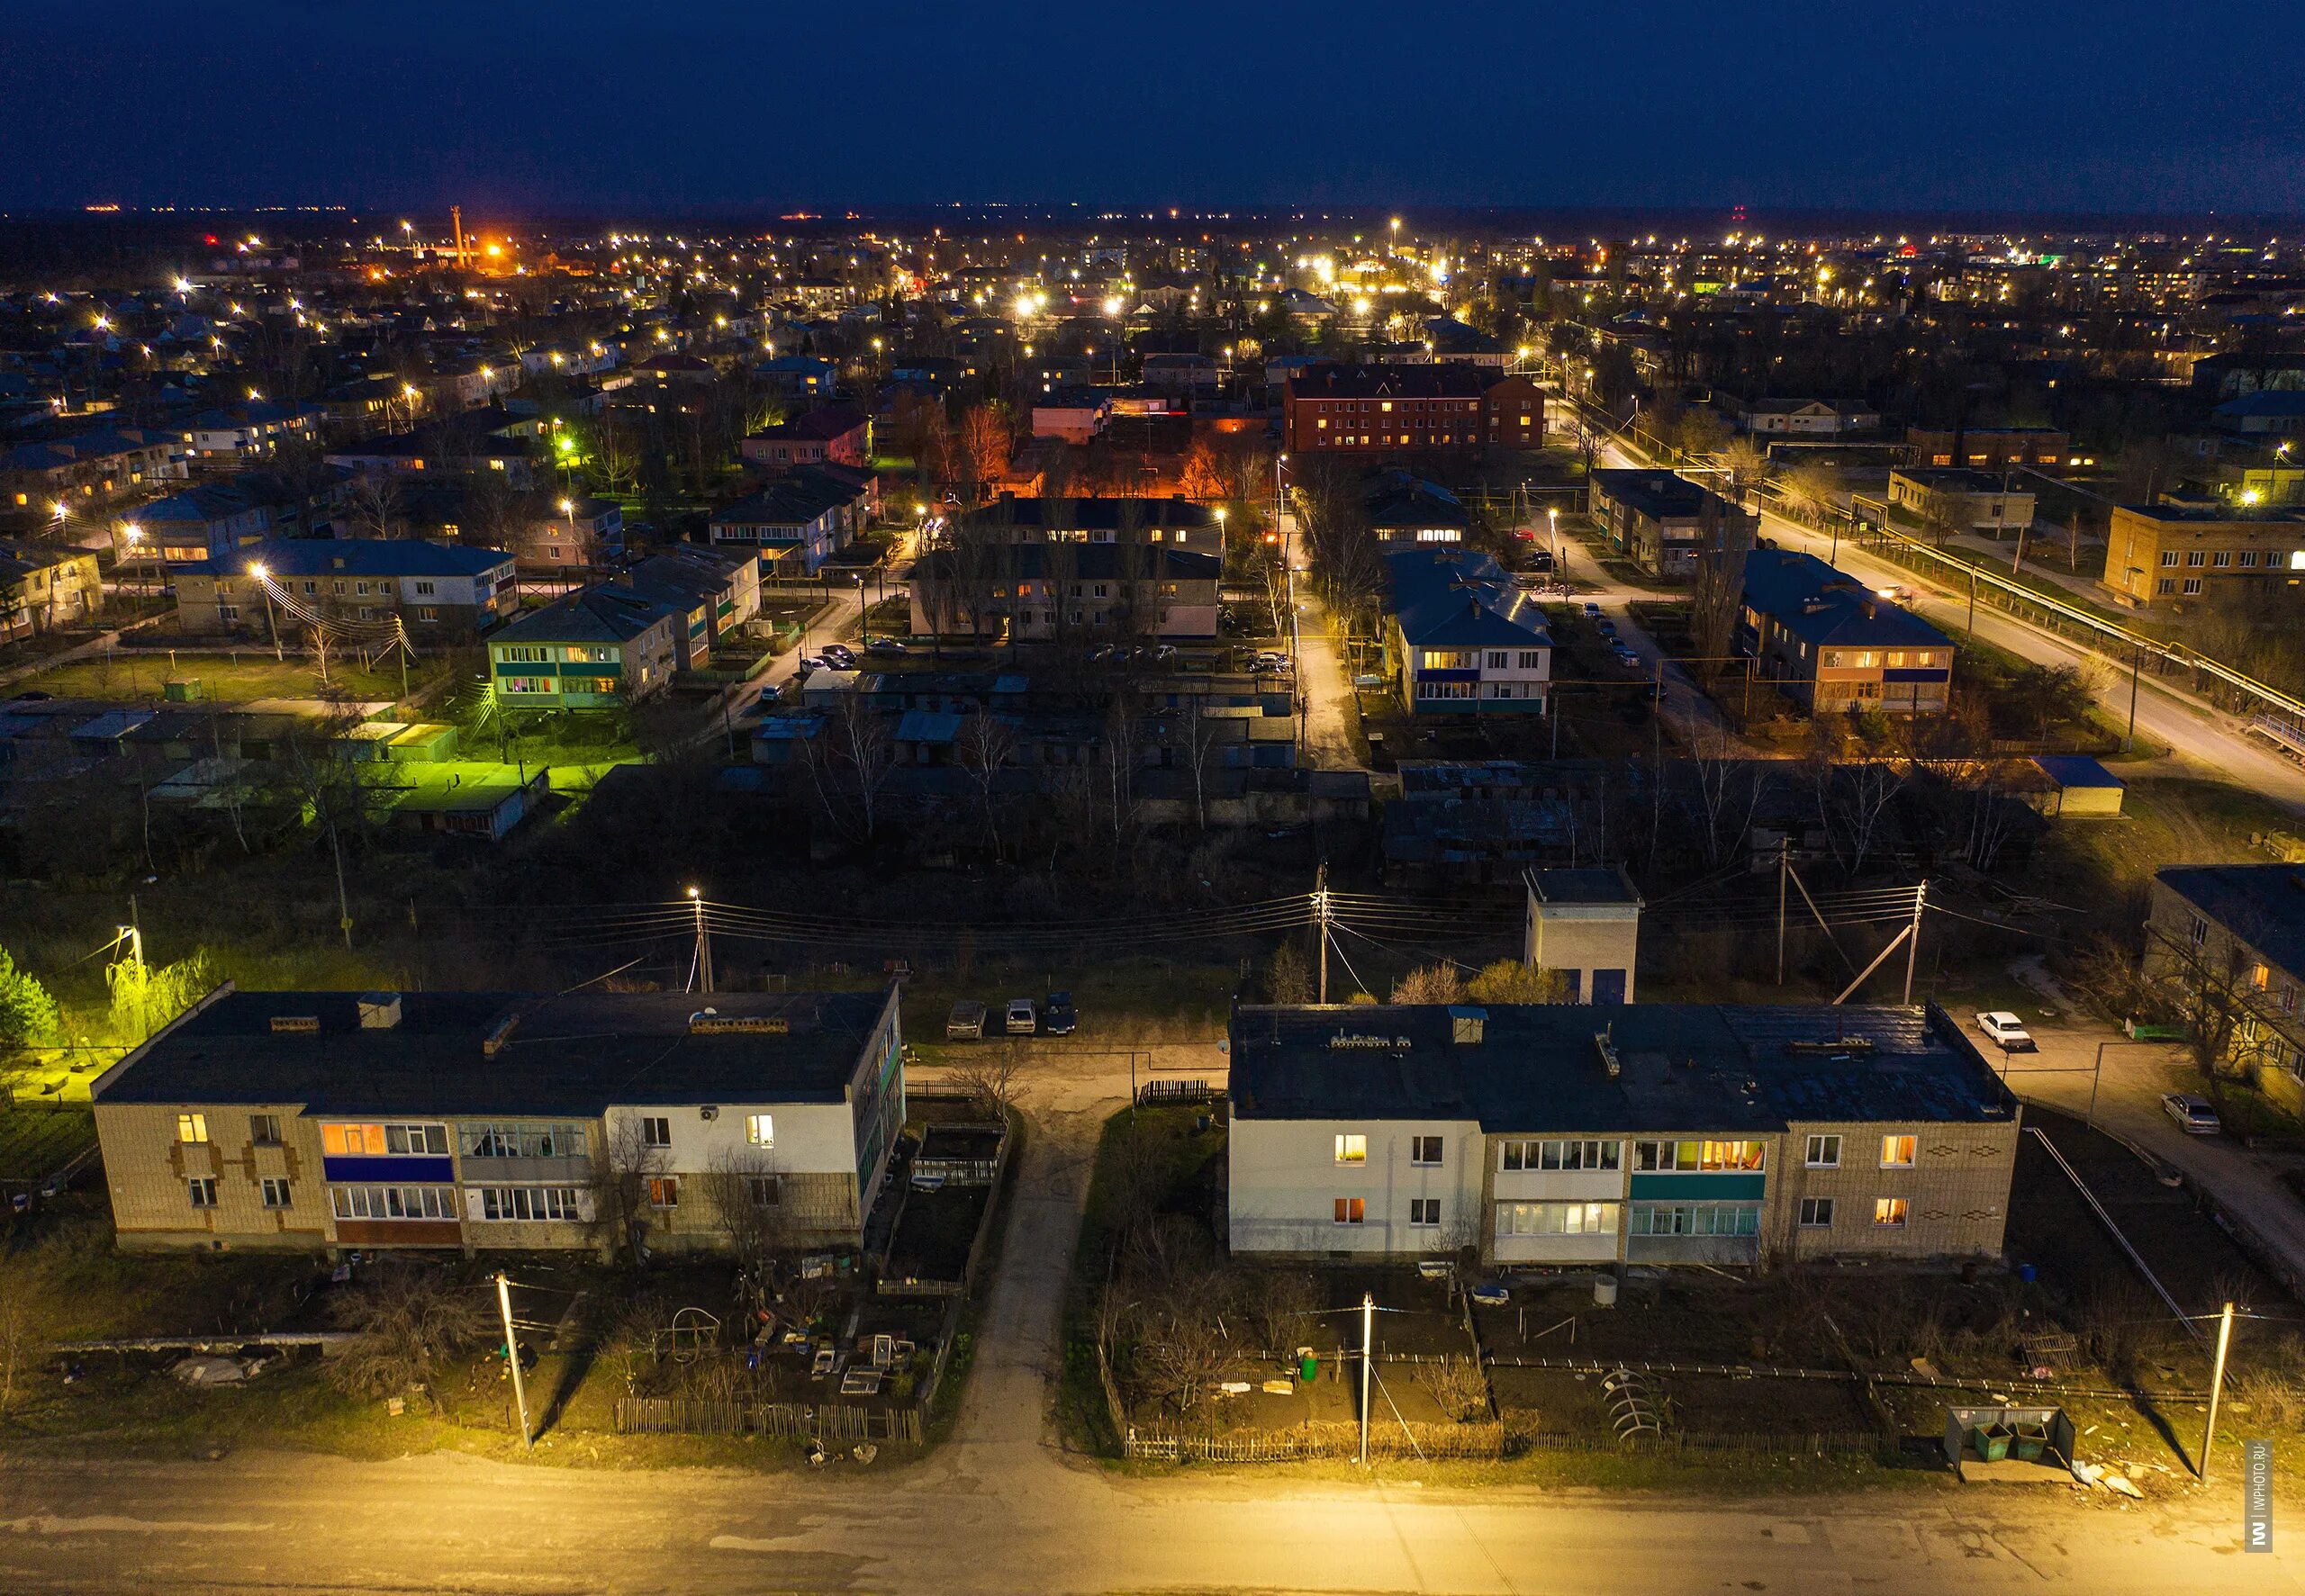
[{"x1": 3, "y1": 0, "x2": 2300, "y2": 217}]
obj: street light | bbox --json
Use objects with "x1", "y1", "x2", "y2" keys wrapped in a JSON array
[{"x1": 249, "y1": 561, "x2": 282, "y2": 660}]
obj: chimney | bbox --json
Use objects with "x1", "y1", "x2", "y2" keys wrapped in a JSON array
[{"x1": 357, "y1": 992, "x2": 402, "y2": 1030}]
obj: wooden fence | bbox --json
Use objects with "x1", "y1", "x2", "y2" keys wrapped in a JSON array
[{"x1": 614, "y1": 1397, "x2": 922, "y2": 1445}]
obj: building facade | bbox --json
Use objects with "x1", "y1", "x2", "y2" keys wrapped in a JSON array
[
  {"x1": 2146, "y1": 866, "x2": 2305, "y2": 1114},
  {"x1": 2102, "y1": 503, "x2": 2305, "y2": 609},
  {"x1": 489, "y1": 586, "x2": 680, "y2": 707},
  {"x1": 1381, "y1": 547, "x2": 1551, "y2": 714},
  {"x1": 1226, "y1": 1002, "x2": 2019, "y2": 1267},
  {"x1": 1589, "y1": 469, "x2": 1757, "y2": 581},
  {"x1": 92, "y1": 987, "x2": 906, "y2": 1257},
  {"x1": 1282, "y1": 365, "x2": 1539, "y2": 457},
  {"x1": 172, "y1": 539, "x2": 517, "y2": 639},
  {"x1": 1739, "y1": 547, "x2": 1955, "y2": 715},
  {"x1": 1888, "y1": 469, "x2": 2036, "y2": 537}
]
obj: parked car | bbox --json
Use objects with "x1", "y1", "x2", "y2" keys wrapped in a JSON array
[
  {"x1": 821, "y1": 644, "x2": 856, "y2": 668},
  {"x1": 945, "y1": 1000, "x2": 987, "y2": 1040},
  {"x1": 1582, "y1": 601, "x2": 1603, "y2": 618},
  {"x1": 1974, "y1": 1011, "x2": 2036, "y2": 1051},
  {"x1": 866, "y1": 637, "x2": 910, "y2": 656},
  {"x1": 1041, "y1": 991, "x2": 1077, "y2": 1036},
  {"x1": 1526, "y1": 549, "x2": 1555, "y2": 572},
  {"x1": 1004, "y1": 996, "x2": 1037, "y2": 1035},
  {"x1": 1595, "y1": 618, "x2": 1618, "y2": 636},
  {"x1": 2160, "y1": 1092, "x2": 2221, "y2": 1135}
]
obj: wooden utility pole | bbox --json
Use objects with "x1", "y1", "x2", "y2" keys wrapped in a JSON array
[
  {"x1": 497, "y1": 1272, "x2": 533, "y2": 1448},
  {"x1": 2201, "y1": 1300, "x2": 2237, "y2": 1483},
  {"x1": 1314, "y1": 861, "x2": 1330, "y2": 1004},
  {"x1": 689, "y1": 888, "x2": 713, "y2": 995},
  {"x1": 1358, "y1": 1291, "x2": 1375, "y2": 1467}
]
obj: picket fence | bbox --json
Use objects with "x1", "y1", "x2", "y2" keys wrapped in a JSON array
[{"x1": 614, "y1": 1397, "x2": 922, "y2": 1445}]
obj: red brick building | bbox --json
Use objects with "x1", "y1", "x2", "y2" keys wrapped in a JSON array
[{"x1": 1283, "y1": 365, "x2": 1543, "y2": 457}]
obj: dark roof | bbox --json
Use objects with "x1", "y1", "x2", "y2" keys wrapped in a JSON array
[
  {"x1": 1894, "y1": 467, "x2": 2014, "y2": 492},
  {"x1": 1590, "y1": 469, "x2": 1733, "y2": 521},
  {"x1": 2031, "y1": 754, "x2": 2122, "y2": 789},
  {"x1": 182, "y1": 537, "x2": 512, "y2": 580},
  {"x1": 95, "y1": 988, "x2": 895, "y2": 1115},
  {"x1": 1740, "y1": 546, "x2": 1951, "y2": 650},
  {"x1": 493, "y1": 584, "x2": 675, "y2": 645},
  {"x1": 749, "y1": 405, "x2": 867, "y2": 442},
  {"x1": 1384, "y1": 547, "x2": 1550, "y2": 649},
  {"x1": 711, "y1": 476, "x2": 858, "y2": 527},
  {"x1": 2156, "y1": 866, "x2": 2305, "y2": 978},
  {"x1": 915, "y1": 543, "x2": 1220, "y2": 582},
  {"x1": 1286, "y1": 363, "x2": 1491, "y2": 401},
  {"x1": 962, "y1": 496, "x2": 1216, "y2": 534},
  {"x1": 1528, "y1": 867, "x2": 1641, "y2": 906},
  {"x1": 1228, "y1": 1002, "x2": 2015, "y2": 1133}
]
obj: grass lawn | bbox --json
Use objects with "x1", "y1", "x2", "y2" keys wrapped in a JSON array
[
  {"x1": 26, "y1": 651, "x2": 420, "y2": 705},
  {"x1": 0, "y1": 1100, "x2": 95, "y2": 1180}
]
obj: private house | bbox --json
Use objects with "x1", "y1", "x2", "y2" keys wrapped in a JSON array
[
  {"x1": 739, "y1": 405, "x2": 869, "y2": 469},
  {"x1": 1888, "y1": 468, "x2": 2036, "y2": 537},
  {"x1": 619, "y1": 546, "x2": 761, "y2": 668},
  {"x1": 488, "y1": 585, "x2": 680, "y2": 707},
  {"x1": 1225, "y1": 1002, "x2": 2019, "y2": 1267},
  {"x1": 1032, "y1": 390, "x2": 1111, "y2": 445},
  {"x1": 90, "y1": 986, "x2": 906, "y2": 1257},
  {"x1": 910, "y1": 542, "x2": 1222, "y2": 641},
  {"x1": 0, "y1": 540, "x2": 103, "y2": 637},
  {"x1": 2145, "y1": 865, "x2": 2305, "y2": 1113},
  {"x1": 2102, "y1": 502, "x2": 2305, "y2": 609},
  {"x1": 1738, "y1": 546, "x2": 1954, "y2": 715},
  {"x1": 1381, "y1": 547, "x2": 1551, "y2": 714},
  {"x1": 1589, "y1": 469, "x2": 1757, "y2": 581},
  {"x1": 172, "y1": 539, "x2": 517, "y2": 640},
  {"x1": 1730, "y1": 398, "x2": 1879, "y2": 437},
  {"x1": 756, "y1": 355, "x2": 836, "y2": 404},
  {"x1": 1523, "y1": 867, "x2": 1643, "y2": 1005}
]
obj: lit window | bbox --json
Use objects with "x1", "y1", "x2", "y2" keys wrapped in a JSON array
[
  {"x1": 177, "y1": 1113, "x2": 209, "y2": 1145},
  {"x1": 1880, "y1": 1134, "x2": 1917, "y2": 1168},
  {"x1": 647, "y1": 1177, "x2": 681, "y2": 1208},
  {"x1": 1334, "y1": 1133, "x2": 1368, "y2": 1165},
  {"x1": 1874, "y1": 1197, "x2": 1909, "y2": 1227},
  {"x1": 1333, "y1": 1196, "x2": 1366, "y2": 1224},
  {"x1": 746, "y1": 1114, "x2": 774, "y2": 1147}
]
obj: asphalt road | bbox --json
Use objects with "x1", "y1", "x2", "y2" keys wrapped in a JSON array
[{"x1": 3, "y1": 1048, "x2": 2299, "y2": 1592}]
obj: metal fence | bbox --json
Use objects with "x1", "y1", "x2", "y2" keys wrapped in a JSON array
[
  {"x1": 613, "y1": 1397, "x2": 922, "y2": 1445},
  {"x1": 1125, "y1": 1419, "x2": 1505, "y2": 1463}
]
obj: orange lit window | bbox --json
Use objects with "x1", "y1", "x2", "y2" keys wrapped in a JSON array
[
  {"x1": 323, "y1": 1123, "x2": 385, "y2": 1156},
  {"x1": 1333, "y1": 1196, "x2": 1365, "y2": 1225}
]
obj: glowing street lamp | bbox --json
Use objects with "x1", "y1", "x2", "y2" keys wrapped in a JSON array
[{"x1": 248, "y1": 561, "x2": 282, "y2": 659}]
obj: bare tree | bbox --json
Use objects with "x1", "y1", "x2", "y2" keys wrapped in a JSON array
[
  {"x1": 1178, "y1": 696, "x2": 1226, "y2": 831},
  {"x1": 1390, "y1": 963, "x2": 1467, "y2": 1005},
  {"x1": 796, "y1": 690, "x2": 895, "y2": 846},
  {"x1": 324, "y1": 1267, "x2": 493, "y2": 1398},
  {"x1": 345, "y1": 469, "x2": 404, "y2": 540},
  {"x1": 695, "y1": 1146, "x2": 794, "y2": 1295},
  {"x1": 956, "y1": 706, "x2": 1020, "y2": 859},
  {"x1": 589, "y1": 1116, "x2": 669, "y2": 1265},
  {"x1": 1465, "y1": 959, "x2": 1571, "y2": 1005},
  {"x1": 944, "y1": 1041, "x2": 1026, "y2": 1121}
]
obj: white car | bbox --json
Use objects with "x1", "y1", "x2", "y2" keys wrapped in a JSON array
[
  {"x1": 1974, "y1": 1011, "x2": 2036, "y2": 1052},
  {"x1": 1004, "y1": 997, "x2": 1037, "y2": 1035},
  {"x1": 2160, "y1": 1093, "x2": 2220, "y2": 1135}
]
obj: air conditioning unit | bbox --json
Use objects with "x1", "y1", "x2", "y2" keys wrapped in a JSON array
[{"x1": 699, "y1": 1105, "x2": 719, "y2": 1122}]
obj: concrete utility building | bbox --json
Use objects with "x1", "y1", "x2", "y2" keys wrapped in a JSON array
[
  {"x1": 1226, "y1": 1002, "x2": 2019, "y2": 1268},
  {"x1": 91, "y1": 987, "x2": 906, "y2": 1257},
  {"x1": 1523, "y1": 867, "x2": 1643, "y2": 1004}
]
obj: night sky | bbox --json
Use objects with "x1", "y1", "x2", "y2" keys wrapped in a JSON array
[{"x1": 3, "y1": 0, "x2": 2300, "y2": 217}]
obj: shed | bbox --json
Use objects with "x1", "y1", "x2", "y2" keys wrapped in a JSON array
[
  {"x1": 339, "y1": 721, "x2": 408, "y2": 762},
  {"x1": 386, "y1": 723, "x2": 459, "y2": 762},
  {"x1": 2025, "y1": 754, "x2": 2125, "y2": 817}
]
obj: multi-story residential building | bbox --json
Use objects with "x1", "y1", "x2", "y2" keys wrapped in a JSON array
[
  {"x1": 128, "y1": 481, "x2": 273, "y2": 566},
  {"x1": 1, "y1": 426, "x2": 185, "y2": 510},
  {"x1": 1589, "y1": 469, "x2": 1758, "y2": 581},
  {"x1": 910, "y1": 542, "x2": 1221, "y2": 641},
  {"x1": 173, "y1": 539, "x2": 517, "y2": 639},
  {"x1": 2146, "y1": 865, "x2": 2305, "y2": 1114},
  {"x1": 1888, "y1": 468, "x2": 2036, "y2": 537},
  {"x1": 1738, "y1": 546, "x2": 1954, "y2": 715},
  {"x1": 1282, "y1": 365, "x2": 1541, "y2": 457},
  {"x1": 738, "y1": 405, "x2": 869, "y2": 469},
  {"x1": 183, "y1": 401, "x2": 324, "y2": 464},
  {"x1": 1361, "y1": 469, "x2": 1470, "y2": 545},
  {"x1": 0, "y1": 540, "x2": 103, "y2": 638},
  {"x1": 1225, "y1": 1002, "x2": 2018, "y2": 1267},
  {"x1": 709, "y1": 472, "x2": 869, "y2": 575},
  {"x1": 515, "y1": 496, "x2": 625, "y2": 575},
  {"x1": 2102, "y1": 502, "x2": 2305, "y2": 609},
  {"x1": 488, "y1": 585, "x2": 680, "y2": 707},
  {"x1": 1904, "y1": 427, "x2": 2070, "y2": 472},
  {"x1": 951, "y1": 495, "x2": 1222, "y2": 554},
  {"x1": 619, "y1": 546, "x2": 761, "y2": 670},
  {"x1": 90, "y1": 986, "x2": 905, "y2": 1257},
  {"x1": 1381, "y1": 547, "x2": 1550, "y2": 714},
  {"x1": 756, "y1": 355, "x2": 837, "y2": 405}
]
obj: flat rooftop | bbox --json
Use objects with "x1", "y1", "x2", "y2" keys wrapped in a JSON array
[
  {"x1": 1228, "y1": 1002, "x2": 2015, "y2": 1133},
  {"x1": 95, "y1": 987, "x2": 895, "y2": 1116}
]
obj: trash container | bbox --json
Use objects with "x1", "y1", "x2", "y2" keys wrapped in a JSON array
[
  {"x1": 1973, "y1": 1424, "x2": 2011, "y2": 1463},
  {"x1": 1299, "y1": 1352, "x2": 1318, "y2": 1385}
]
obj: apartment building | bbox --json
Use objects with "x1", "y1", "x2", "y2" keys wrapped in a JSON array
[
  {"x1": 1739, "y1": 546, "x2": 1955, "y2": 714},
  {"x1": 172, "y1": 538, "x2": 517, "y2": 639},
  {"x1": 1888, "y1": 468, "x2": 2036, "y2": 537},
  {"x1": 1381, "y1": 547, "x2": 1551, "y2": 714},
  {"x1": 1226, "y1": 1002, "x2": 2018, "y2": 1267},
  {"x1": 1905, "y1": 427, "x2": 2071, "y2": 472},
  {"x1": 2146, "y1": 865, "x2": 2305, "y2": 1114},
  {"x1": 91, "y1": 986, "x2": 905, "y2": 1257},
  {"x1": 1282, "y1": 365, "x2": 1541, "y2": 456},
  {"x1": 488, "y1": 585, "x2": 680, "y2": 707},
  {"x1": 1588, "y1": 469, "x2": 1758, "y2": 581}
]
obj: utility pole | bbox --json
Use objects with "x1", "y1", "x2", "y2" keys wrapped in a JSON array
[
  {"x1": 1776, "y1": 837, "x2": 1789, "y2": 986},
  {"x1": 1358, "y1": 1291, "x2": 1375, "y2": 1467},
  {"x1": 1314, "y1": 861, "x2": 1330, "y2": 1004},
  {"x1": 1966, "y1": 567, "x2": 1977, "y2": 636},
  {"x1": 2201, "y1": 1299, "x2": 2236, "y2": 1483},
  {"x1": 1902, "y1": 881, "x2": 1928, "y2": 1006},
  {"x1": 496, "y1": 1272, "x2": 534, "y2": 1448},
  {"x1": 688, "y1": 887, "x2": 712, "y2": 994},
  {"x1": 2127, "y1": 640, "x2": 2142, "y2": 753}
]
